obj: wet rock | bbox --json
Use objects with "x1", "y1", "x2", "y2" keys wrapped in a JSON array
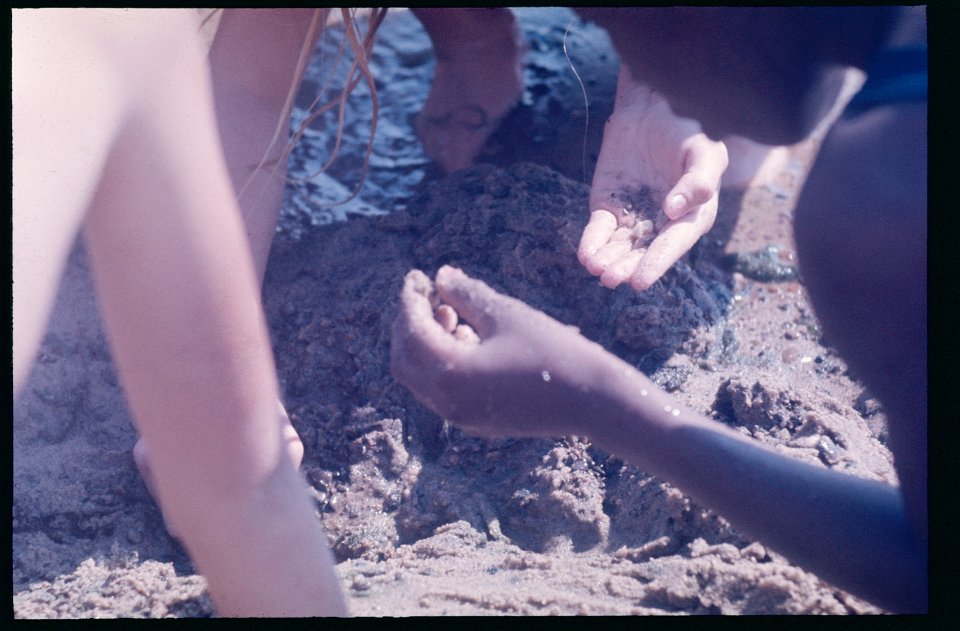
[
  {"x1": 816, "y1": 435, "x2": 842, "y2": 466},
  {"x1": 714, "y1": 377, "x2": 805, "y2": 433},
  {"x1": 724, "y1": 245, "x2": 799, "y2": 283},
  {"x1": 652, "y1": 365, "x2": 690, "y2": 393}
]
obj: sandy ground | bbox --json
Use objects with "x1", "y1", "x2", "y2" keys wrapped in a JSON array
[{"x1": 13, "y1": 9, "x2": 898, "y2": 617}]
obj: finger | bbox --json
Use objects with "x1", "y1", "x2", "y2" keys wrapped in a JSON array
[
  {"x1": 391, "y1": 270, "x2": 460, "y2": 384},
  {"x1": 435, "y1": 304, "x2": 458, "y2": 333},
  {"x1": 432, "y1": 265, "x2": 505, "y2": 338},
  {"x1": 584, "y1": 238, "x2": 634, "y2": 276},
  {"x1": 453, "y1": 323, "x2": 481, "y2": 344},
  {"x1": 577, "y1": 209, "x2": 618, "y2": 267},
  {"x1": 397, "y1": 269, "x2": 440, "y2": 330},
  {"x1": 630, "y1": 203, "x2": 717, "y2": 291},
  {"x1": 599, "y1": 248, "x2": 646, "y2": 289},
  {"x1": 663, "y1": 135, "x2": 727, "y2": 220}
]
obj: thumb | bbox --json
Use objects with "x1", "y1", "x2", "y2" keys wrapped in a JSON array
[
  {"x1": 433, "y1": 266, "x2": 506, "y2": 338},
  {"x1": 391, "y1": 269, "x2": 458, "y2": 372},
  {"x1": 663, "y1": 136, "x2": 727, "y2": 220}
]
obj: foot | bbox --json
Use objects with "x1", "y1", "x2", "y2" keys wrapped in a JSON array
[
  {"x1": 133, "y1": 401, "x2": 305, "y2": 539},
  {"x1": 415, "y1": 12, "x2": 524, "y2": 173}
]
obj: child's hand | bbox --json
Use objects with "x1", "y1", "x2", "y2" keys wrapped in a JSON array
[
  {"x1": 578, "y1": 68, "x2": 727, "y2": 291},
  {"x1": 391, "y1": 266, "x2": 617, "y2": 438}
]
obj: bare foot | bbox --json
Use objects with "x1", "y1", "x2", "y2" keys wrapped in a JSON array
[
  {"x1": 133, "y1": 401, "x2": 304, "y2": 538},
  {"x1": 414, "y1": 9, "x2": 524, "y2": 173}
]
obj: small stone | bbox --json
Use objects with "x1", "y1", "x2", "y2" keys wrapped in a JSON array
[
  {"x1": 817, "y1": 436, "x2": 841, "y2": 466},
  {"x1": 352, "y1": 576, "x2": 371, "y2": 592}
]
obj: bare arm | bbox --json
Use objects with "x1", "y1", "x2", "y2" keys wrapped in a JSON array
[
  {"x1": 391, "y1": 266, "x2": 926, "y2": 612},
  {"x1": 14, "y1": 10, "x2": 344, "y2": 616},
  {"x1": 595, "y1": 386, "x2": 926, "y2": 614}
]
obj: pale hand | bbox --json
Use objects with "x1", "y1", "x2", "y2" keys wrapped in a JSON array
[{"x1": 578, "y1": 67, "x2": 728, "y2": 290}]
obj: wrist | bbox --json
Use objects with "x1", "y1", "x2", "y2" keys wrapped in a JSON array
[
  {"x1": 578, "y1": 353, "x2": 690, "y2": 469},
  {"x1": 567, "y1": 350, "x2": 649, "y2": 447}
]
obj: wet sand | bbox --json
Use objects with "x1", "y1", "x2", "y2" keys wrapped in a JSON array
[{"x1": 13, "y1": 9, "x2": 895, "y2": 617}]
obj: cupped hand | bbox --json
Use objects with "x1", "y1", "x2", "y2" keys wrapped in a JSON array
[
  {"x1": 578, "y1": 67, "x2": 728, "y2": 291},
  {"x1": 390, "y1": 266, "x2": 617, "y2": 438}
]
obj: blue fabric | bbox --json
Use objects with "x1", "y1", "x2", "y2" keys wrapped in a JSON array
[{"x1": 845, "y1": 45, "x2": 927, "y2": 114}]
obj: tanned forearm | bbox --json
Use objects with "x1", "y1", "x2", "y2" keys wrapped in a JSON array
[{"x1": 587, "y1": 359, "x2": 926, "y2": 613}]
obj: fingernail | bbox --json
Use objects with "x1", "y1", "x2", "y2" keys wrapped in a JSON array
[
  {"x1": 631, "y1": 273, "x2": 653, "y2": 291},
  {"x1": 437, "y1": 266, "x2": 463, "y2": 284},
  {"x1": 666, "y1": 195, "x2": 686, "y2": 216}
]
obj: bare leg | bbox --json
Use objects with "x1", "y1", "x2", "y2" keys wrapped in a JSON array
[
  {"x1": 133, "y1": 9, "x2": 326, "y2": 501},
  {"x1": 412, "y1": 8, "x2": 524, "y2": 173},
  {"x1": 14, "y1": 10, "x2": 345, "y2": 616},
  {"x1": 720, "y1": 137, "x2": 793, "y2": 190},
  {"x1": 721, "y1": 67, "x2": 866, "y2": 189},
  {"x1": 208, "y1": 8, "x2": 327, "y2": 286},
  {"x1": 793, "y1": 102, "x2": 927, "y2": 568},
  {"x1": 133, "y1": 400, "x2": 304, "y2": 538},
  {"x1": 13, "y1": 12, "x2": 123, "y2": 393}
]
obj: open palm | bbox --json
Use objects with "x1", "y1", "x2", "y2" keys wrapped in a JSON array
[{"x1": 578, "y1": 67, "x2": 728, "y2": 290}]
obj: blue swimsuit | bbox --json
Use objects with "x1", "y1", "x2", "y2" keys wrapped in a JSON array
[{"x1": 845, "y1": 44, "x2": 927, "y2": 115}]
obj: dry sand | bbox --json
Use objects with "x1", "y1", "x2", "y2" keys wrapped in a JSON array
[{"x1": 13, "y1": 9, "x2": 896, "y2": 617}]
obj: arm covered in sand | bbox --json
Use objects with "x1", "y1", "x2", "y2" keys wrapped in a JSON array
[{"x1": 390, "y1": 266, "x2": 926, "y2": 612}]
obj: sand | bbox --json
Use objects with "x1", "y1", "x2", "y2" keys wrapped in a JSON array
[{"x1": 13, "y1": 9, "x2": 896, "y2": 617}]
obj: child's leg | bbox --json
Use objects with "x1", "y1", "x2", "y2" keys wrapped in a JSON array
[
  {"x1": 133, "y1": 398, "x2": 304, "y2": 539},
  {"x1": 15, "y1": 10, "x2": 345, "y2": 616},
  {"x1": 12, "y1": 9, "x2": 129, "y2": 392},
  {"x1": 133, "y1": 9, "x2": 327, "y2": 500},
  {"x1": 208, "y1": 8, "x2": 328, "y2": 285},
  {"x1": 721, "y1": 67, "x2": 866, "y2": 189},
  {"x1": 411, "y1": 8, "x2": 524, "y2": 173},
  {"x1": 793, "y1": 102, "x2": 927, "y2": 558}
]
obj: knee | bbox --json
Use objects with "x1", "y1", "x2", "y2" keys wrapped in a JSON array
[{"x1": 794, "y1": 110, "x2": 926, "y2": 414}]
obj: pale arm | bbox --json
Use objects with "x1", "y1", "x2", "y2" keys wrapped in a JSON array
[
  {"x1": 578, "y1": 67, "x2": 727, "y2": 291},
  {"x1": 14, "y1": 10, "x2": 345, "y2": 616}
]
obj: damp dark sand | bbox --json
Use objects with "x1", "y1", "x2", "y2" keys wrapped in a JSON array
[{"x1": 13, "y1": 9, "x2": 895, "y2": 617}]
